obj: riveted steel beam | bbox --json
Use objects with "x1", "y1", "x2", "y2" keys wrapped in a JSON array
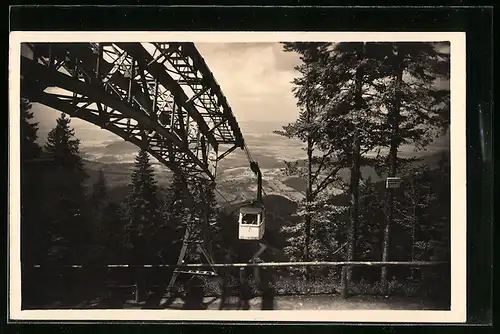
[
  {"x1": 179, "y1": 43, "x2": 244, "y2": 148},
  {"x1": 116, "y1": 43, "x2": 219, "y2": 152},
  {"x1": 21, "y1": 55, "x2": 214, "y2": 180}
]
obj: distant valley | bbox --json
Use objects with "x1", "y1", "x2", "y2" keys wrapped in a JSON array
[
  {"x1": 76, "y1": 125, "x2": 449, "y2": 256},
  {"x1": 83, "y1": 146, "x2": 449, "y2": 206},
  {"x1": 77, "y1": 119, "x2": 449, "y2": 205}
]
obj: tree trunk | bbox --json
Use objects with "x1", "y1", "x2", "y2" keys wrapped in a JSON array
[
  {"x1": 343, "y1": 42, "x2": 364, "y2": 296},
  {"x1": 305, "y1": 103, "x2": 313, "y2": 280},
  {"x1": 381, "y1": 47, "x2": 403, "y2": 292},
  {"x1": 348, "y1": 42, "x2": 364, "y2": 281},
  {"x1": 347, "y1": 132, "x2": 361, "y2": 283},
  {"x1": 411, "y1": 214, "x2": 417, "y2": 279},
  {"x1": 411, "y1": 183, "x2": 417, "y2": 279}
]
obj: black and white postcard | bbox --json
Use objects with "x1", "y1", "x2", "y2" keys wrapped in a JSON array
[{"x1": 9, "y1": 31, "x2": 467, "y2": 323}]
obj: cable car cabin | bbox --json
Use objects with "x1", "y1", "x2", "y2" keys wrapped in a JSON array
[{"x1": 238, "y1": 204, "x2": 265, "y2": 240}]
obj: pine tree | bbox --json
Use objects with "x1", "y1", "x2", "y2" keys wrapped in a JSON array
[
  {"x1": 88, "y1": 169, "x2": 110, "y2": 263},
  {"x1": 90, "y1": 169, "x2": 108, "y2": 206},
  {"x1": 358, "y1": 177, "x2": 385, "y2": 261},
  {"x1": 193, "y1": 178, "x2": 221, "y2": 259},
  {"x1": 161, "y1": 172, "x2": 189, "y2": 263},
  {"x1": 279, "y1": 42, "x2": 351, "y2": 275},
  {"x1": 21, "y1": 99, "x2": 41, "y2": 161},
  {"x1": 45, "y1": 114, "x2": 86, "y2": 175},
  {"x1": 88, "y1": 169, "x2": 108, "y2": 229},
  {"x1": 322, "y1": 42, "x2": 370, "y2": 285},
  {"x1": 123, "y1": 148, "x2": 161, "y2": 264},
  {"x1": 397, "y1": 167, "x2": 435, "y2": 254},
  {"x1": 44, "y1": 113, "x2": 88, "y2": 264},
  {"x1": 20, "y1": 99, "x2": 43, "y2": 307},
  {"x1": 123, "y1": 148, "x2": 162, "y2": 302},
  {"x1": 101, "y1": 201, "x2": 126, "y2": 264},
  {"x1": 280, "y1": 42, "x2": 386, "y2": 283},
  {"x1": 21, "y1": 99, "x2": 43, "y2": 264},
  {"x1": 354, "y1": 177, "x2": 388, "y2": 283},
  {"x1": 162, "y1": 172, "x2": 187, "y2": 223},
  {"x1": 372, "y1": 42, "x2": 450, "y2": 288}
]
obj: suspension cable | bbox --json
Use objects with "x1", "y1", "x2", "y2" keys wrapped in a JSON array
[
  {"x1": 210, "y1": 139, "x2": 270, "y2": 213},
  {"x1": 242, "y1": 143, "x2": 269, "y2": 201},
  {"x1": 212, "y1": 186, "x2": 234, "y2": 207}
]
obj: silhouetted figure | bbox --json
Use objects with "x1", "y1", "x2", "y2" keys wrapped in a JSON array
[
  {"x1": 219, "y1": 250, "x2": 237, "y2": 310},
  {"x1": 134, "y1": 267, "x2": 147, "y2": 304},
  {"x1": 238, "y1": 268, "x2": 251, "y2": 310},
  {"x1": 182, "y1": 277, "x2": 205, "y2": 310},
  {"x1": 259, "y1": 269, "x2": 275, "y2": 310},
  {"x1": 218, "y1": 275, "x2": 229, "y2": 310},
  {"x1": 143, "y1": 286, "x2": 166, "y2": 309}
]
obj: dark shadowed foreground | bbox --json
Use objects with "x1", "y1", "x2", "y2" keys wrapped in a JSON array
[{"x1": 33, "y1": 293, "x2": 448, "y2": 311}]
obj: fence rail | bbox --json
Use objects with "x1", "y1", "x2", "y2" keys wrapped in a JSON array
[
  {"x1": 29, "y1": 261, "x2": 448, "y2": 268},
  {"x1": 25, "y1": 261, "x2": 449, "y2": 301}
]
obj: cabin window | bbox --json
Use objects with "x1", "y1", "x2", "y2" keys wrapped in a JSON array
[{"x1": 242, "y1": 213, "x2": 259, "y2": 225}]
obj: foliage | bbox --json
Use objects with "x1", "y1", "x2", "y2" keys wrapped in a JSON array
[
  {"x1": 160, "y1": 173, "x2": 222, "y2": 264},
  {"x1": 21, "y1": 99, "x2": 43, "y2": 264},
  {"x1": 283, "y1": 192, "x2": 348, "y2": 261},
  {"x1": 89, "y1": 169, "x2": 108, "y2": 208},
  {"x1": 367, "y1": 42, "x2": 450, "y2": 169},
  {"x1": 192, "y1": 179, "x2": 224, "y2": 258},
  {"x1": 280, "y1": 41, "x2": 451, "y2": 289},
  {"x1": 354, "y1": 162, "x2": 450, "y2": 282},
  {"x1": 43, "y1": 113, "x2": 88, "y2": 264},
  {"x1": 86, "y1": 169, "x2": 127, "y2": 264},
  {"x1": 277, "y1": 42, "x2": 356, "y2": 265},
  {"x1": 122, "y1": 149, "x2": 162, "y2": 264},
  {"x1": 356, "y1": 176, "x2": 386, "y2": 263},
  {"x1": 100, "y1": 201, "x2": 126, "y2": 264},
  {"x1": 161, "y1": 172, "x2": 188, "y2": 262},
  {"x1": 20, "y1": 98, "x2": 41, "y2": 160}
]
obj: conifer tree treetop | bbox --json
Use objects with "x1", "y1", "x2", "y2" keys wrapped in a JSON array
[{"x1": 21, "y1": 98, "x2": 41, "y2": 161}]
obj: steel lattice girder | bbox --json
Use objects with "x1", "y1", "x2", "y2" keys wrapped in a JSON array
[
  {"x1": 20, "y1": 42, "x2": 245, "y2": 181},
  {"x1": 149, "y1": 42, "x2": 243, "y2": 145}
]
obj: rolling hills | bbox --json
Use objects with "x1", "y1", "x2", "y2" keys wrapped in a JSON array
[{"x1": 83, "y1": 148, "x2": 449, "y2": 206}]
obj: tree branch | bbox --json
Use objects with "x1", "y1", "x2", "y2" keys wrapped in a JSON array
[
  {"x1": 311, "y1": 156, "x2": 348, "y2": 198},
  {"x1": 311, "y1": 147, "x2": 337, "y2": 183}
]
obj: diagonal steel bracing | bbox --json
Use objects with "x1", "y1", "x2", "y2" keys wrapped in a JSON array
[
  {"x1": 21, "y1": 42, "x2": 247, "y2": 179},
  {"x1": 20, "y1": 42, "x2": 246, "y2": 292}
]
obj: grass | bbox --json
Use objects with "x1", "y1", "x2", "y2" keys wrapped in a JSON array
[
  {"x1": 22, "y1": 267, "x2": 450, "y2": 309},
  {"x1": 193, "y1": 271, "x2": 445, "y2": 300}
]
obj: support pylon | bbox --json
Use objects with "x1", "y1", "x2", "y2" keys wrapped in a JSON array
[{"x1": 166, "y1": 178, "x2": 218, "y2": 295}]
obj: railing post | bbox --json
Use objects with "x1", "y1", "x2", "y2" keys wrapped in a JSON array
[
  {"x1": 340, "y1": 265, "x2": 348, "y2": 299},
  {"x1": 134, "y1": 265, "x2": 142, "y2": 304}
]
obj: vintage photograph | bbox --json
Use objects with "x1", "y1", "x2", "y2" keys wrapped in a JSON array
[{"x1": 10, "y1": 32, "x2": 466, "y2": 322}]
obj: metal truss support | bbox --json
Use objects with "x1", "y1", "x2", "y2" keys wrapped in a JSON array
[
  {"x1": 21, "y1": 42, "x2": 242, "y2": 180},
  {"x1": 166, "y1": 176, "x2": 219, "y2": 294}
]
